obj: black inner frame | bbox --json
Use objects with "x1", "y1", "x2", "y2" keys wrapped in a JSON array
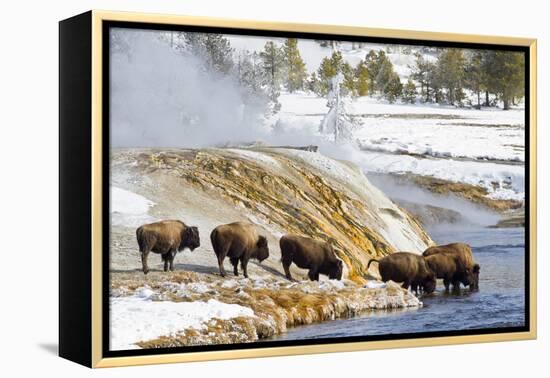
[{"x1": 102, "y1": 20, "x2": 531, "y2": 359}]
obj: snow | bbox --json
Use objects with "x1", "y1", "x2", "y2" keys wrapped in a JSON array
[
  {"x1": 357, "y1": 151, "x2": 524, "y2": 202},
  {"x1": 277, "y1": 148, "x2": 431, "y2": 252},
  {"x1": 110, "y1": 290, "x2": 255, "y2": 350},
  {"x1": 111, "y1": 187, "x2": 157, "y2": 227},
  {"x1": 364, "y1": 281, "x2": 387, "y2": 289},
  {"x1": 319, "y1": 279, "x2": 346, "y2": 291},
  {"x1": 275, "y1": 93, "x2": 525, "y2": 201},
  {"x1": 351, "y1": 100, "x2": 525, "y2": 163},
  {"x1": 227, "y1": 148, "x2": 281, "y2": 168}
]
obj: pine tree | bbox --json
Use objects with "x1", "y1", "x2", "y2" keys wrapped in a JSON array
[
  {"x1": 436, "y1": 48, "x2": 466, "y2": 105},
  {"x1": 317, "y1": 51, "x2": 345, "y2": 96},
  {"x1": 341, "y1": 62, "x2": 357, "y2": 97},
  {"x1": 306, "y1": 72, "x2": 319, "y2": 94},
  {"x1": 402, "y1": 79, "x2": 417, "y2": 103},
  {"x1": 364, "y1": 50, "x2": 381, "y2": 92},
  {"x1": 364, "y1": 50, "x2": 400, "y2": 100},
  {"x1": 282, "y1": 38, "x2": 307, "y2": 92},
  {"x1": 411, "y1": 52, "x2": 432, "y2": 102},
  {"x1": 259, "y1": 41, "x2": 284, "y2": 112},
  {"x1": 465, "y1": 51, "x2": 485, "y2": 108},
  {"x1": 384, "y1": 72, "x2": 403, "y2": 103},
  {"x1": 183, "y1": 32, "x2": 234, "y2": 75},
  {"x1": 483, "y1": 51, "x2": 525, "y2": 110},
  {"x1": 355, "y1": 61, "x2": 370, "y2": 96}
]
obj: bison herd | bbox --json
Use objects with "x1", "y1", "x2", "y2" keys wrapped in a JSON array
[{"x1": 135, "y1": 219, "x2": 480, "y2": 294}]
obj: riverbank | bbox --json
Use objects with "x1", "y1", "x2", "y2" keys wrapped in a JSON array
[{"x1": 110, "y1": 271, "x2": 420, "y2": 349}]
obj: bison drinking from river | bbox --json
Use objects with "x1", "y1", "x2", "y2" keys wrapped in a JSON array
[
  {"x1": 423, "y1": 243, "x2": 480, "y2": 291},
  {"x1": 210, "y1": 221, "x2": 269, "y2": 278},
  {"x1": 279, "y1": 234, "x2": 343, "y2": 281},
  {"x1": 136, "y1": 220, "x2": 200, "y2": 274},
  {"x1": 368, "y1": 252, "x2": 436, "y2": 294}
]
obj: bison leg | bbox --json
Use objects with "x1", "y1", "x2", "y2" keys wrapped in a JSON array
[
  {"x1": 169, "y1": 251, "x2": 176, "y2": 272},
  {"x1": 401, "y1": 280, "x2": 411, "y2": 290},
  {"x1": 230, "y1": 257, "x2": 239, "y2": 276},
  {"x1": 217, "y1": 254, "x2": 227, "y2": 277},
  {"x1": 141, "y1": 250, "x2": 150, "y2": 275},
  {"x1": 162, "y1": 255, "x2": 169, "y2": 272},
  {"x1": 451, "y1": 281, "x2": 461, "y2": 294},
  {"x1": 241, "y1": 257, "x2": 250, "y2": 278},
  {"x1": 307, "y1": 269, "x2": 319, "y2": 281},
  {"x1": 443, "y1": 278, "x2": 451, "y2": 292},
  {"x1": 282, "y1": 260, "x2": 294, "y2": 281}
]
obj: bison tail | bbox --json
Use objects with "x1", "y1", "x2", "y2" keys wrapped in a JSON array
[
  {"x1": 210, "y1": 229, "x2": 218, "y2": 252},
  {"x1": 136, "y1": 226, "x2": 146, "y2": 252},
  {"x1": 367, "y1": 259, "x2": 379, "y2": 269}
]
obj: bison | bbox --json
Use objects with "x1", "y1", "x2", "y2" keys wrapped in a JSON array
[
  {"x1": 367, "y1": 252, "x2": 436, "y2": 294},
  {"x1": 210, "y1": 221, "x2": 269, "y2": 278},
  {"x1": 136, "y1": 220, "x2": 200, "y2": 274},
  {"x1": 279, "y1": 234, "x2": 344, "y2": 281},
  {"x1": 423, "y1": 243, "x2": 480, "y2": 291}
]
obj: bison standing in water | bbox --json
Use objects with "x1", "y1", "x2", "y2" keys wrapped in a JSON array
[
  {"x1": 279, "y1": 234, "x2": 343, "y2": 281},
  {"x1": 136, "y1": 220, "x2": 200, "y2": 274},
  {"x1": 423, "y1": 243, "x2": 480, "y2": 291},
  {"x1": 210, "y1": 222, "x2": 269, "y2": 278},
  {"x1": 367, "y1": 252, "x2": 436, "y2": 294}
]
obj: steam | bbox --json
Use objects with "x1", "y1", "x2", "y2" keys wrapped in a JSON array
[
  {"x1": 366, "y1": 173, "x2": 501, "y2": 228},
  {"x1": 110, "y1": 28, "x2": 269, "y2": 148}
]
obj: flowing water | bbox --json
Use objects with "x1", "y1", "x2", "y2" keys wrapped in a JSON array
[{"x1": 268, "y1": 226, "x2": 525, "y2": 341}]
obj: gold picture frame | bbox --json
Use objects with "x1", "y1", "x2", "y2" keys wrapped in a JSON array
[{"x1": 59, "y1": 9, "x2": 537, "y2": 368}]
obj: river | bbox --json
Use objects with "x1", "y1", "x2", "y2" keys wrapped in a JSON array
[{"x1": 264, "y1": 174, "x2": 526, "y2": 341}]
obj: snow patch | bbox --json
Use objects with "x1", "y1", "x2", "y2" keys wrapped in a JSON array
[
  {"x1": 110, "y1": 295, "x2": 254, "y2": 350},
  {"x1": 364, "y1": 281, "x2": 387, "y2": 289},
  {"x1": 111, "y1": 187, "x2": 156, "y2": 227}
]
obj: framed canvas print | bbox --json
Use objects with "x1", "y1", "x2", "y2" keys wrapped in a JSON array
[{"x1": 59, "y1": 10, "x2": 537, "y2": 368}]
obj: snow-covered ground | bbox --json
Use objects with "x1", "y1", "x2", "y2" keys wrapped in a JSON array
[
  {"x1": 111, "y1": 187, "x2": 157, "y2": 227},
  {"x1": 110, "y1": 286, "x2": 254, "y2": 350},
  {"x1": 226, "y1": 34, "x2": 525, "y2": 202},
  {"x1": 273, "y1": 93, "x2": 525, "y2": 202}
]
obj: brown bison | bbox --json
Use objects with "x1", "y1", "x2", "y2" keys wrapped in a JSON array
[
  {"x1": 136, "y1": 220, "x2": 200, "y2": 274},
  {"x1": 279, "y1": 234, "x2": 344, "y2": 281},
  {"x1": 210, "y1": 221, "x2": 269, "y2": 278},
  {"x1": 423, "y1": 243, "x2": 480, "y2": 291},
  {"x1": 367, "y1": 252, "x2": 436, "y2": 294}
]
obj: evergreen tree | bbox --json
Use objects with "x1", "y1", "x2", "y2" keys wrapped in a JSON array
[
  {"x1": 259, "y1": 41, "x2": 284, "y2": 112},
  {"x1": 483, "y1": 51, "x2": 525, "y2": 110},
  {"x1": 235, "y1": 50, "x2": 271, "y2": 117},
  {"x1": 364, "y1": 50, "x2": 381, "y2": 91},
  {"x1": 436, "y1": 48, "x2": 466, "y2": 105},
  {"x1": 384, "y1": 72, "x2": 403, "y2": 103},
  {"x1": 317, "y1": 51, "x2": 345, "y2": 96},
  {"x1": 355, "y1": 61, "x2": 370, "y2": 96},
  {"x1": 402, "y1": 79, "x2": 417, "y2": 103},
  {"x1": 341, "y1": 62, "x2": 357, "y2": 97},
  {"x1": 282, "y1": 38, "x2": 307, "y2": 92},
  {"x1": 307, "y1": 72, "x2": 322, "y2": 94},
  {"x1": 465, "y1": 51, "x2": 486, "y2": 108},
  {"x1": 410, "y1": 52, "x2": 433, "y2": 102},
  {"x1": 364, "y1": 50, "x2": 400, "y2": 100},
  {"x1": 183, "y1": 32, "x2": 234, "y2": 75}
]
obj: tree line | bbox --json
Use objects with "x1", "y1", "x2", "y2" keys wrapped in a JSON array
[{"x1": 158, "y1": 31, "x2": 525, "y2": 111}]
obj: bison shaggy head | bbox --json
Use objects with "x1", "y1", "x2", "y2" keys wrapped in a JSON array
[
  {"x1": 181, "y1": 226, "x2": 200, "y2": 251},
  {"x1": 255, "y1": 235, "x2": 269, "y2": 263},
  {"x1": 328, "y1": 259, "x2": 344, "y2": 280},
  {"x1": 470, "y1": 264, "x2": 480, "y2": 291},
  {"x1": 422, "y1": 273, "x2": 436, "y2": 294}
]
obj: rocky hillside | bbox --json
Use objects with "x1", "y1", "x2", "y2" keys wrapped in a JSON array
[{"x1": 111, "y1": 147, "x2": 433, "y2": 282}]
